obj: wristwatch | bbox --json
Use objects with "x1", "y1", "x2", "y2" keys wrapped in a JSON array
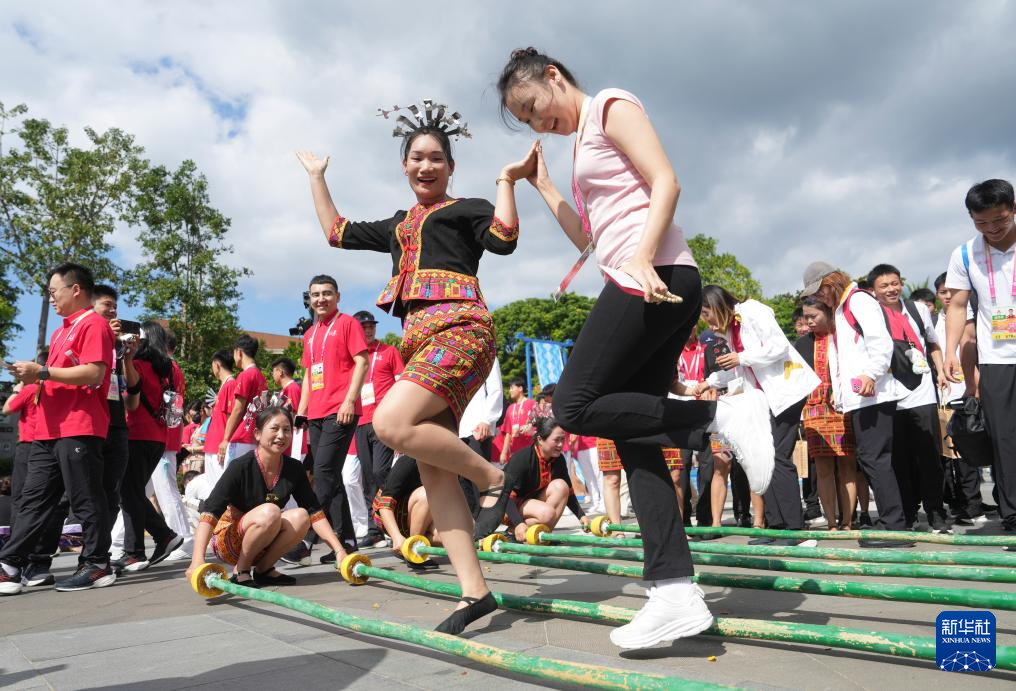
[{"x1": 38, "y1": 366, "x2": 50, "y2": 381}]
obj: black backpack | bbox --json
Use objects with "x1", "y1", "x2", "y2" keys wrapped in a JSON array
[
  {"x1": 841, "y1": 290, "x2": 923, "y2": 391},
  {"x1": 946, "y1": 398, "x2": 995, "y2": 468}
]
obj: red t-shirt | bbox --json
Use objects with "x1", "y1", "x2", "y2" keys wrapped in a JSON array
[
  {"x1": 359, "y1": 341, "x2": 405, "y2": 425},
  {"x1": 180, "y1": 422, "x2": 199, "y2": 448},
  {"x1": 499, "y1": 398, "x2": 536, "y2": 457},
  {"x1": 204, "y1": 377, "x2": 235, "y2": 453},
  {"x1": 127, "y1": 359, "x2": 170, "y2": 443},
  {"x1": 7, "y1": 384, "x2": 40, "y2": 443},
  {"x1": 164, "y1": 360, "x2": 186, "y2": 452},
  {"x1": 36, "y1": 309, "x2": 114, "y2": 440},
  {"x1": 679, "y1": 343, "x2": 706, "y2": 382},
  {"x1": 282, "y1": 380, "x2": 307, "y2": 455},
  {"x1": 301, "y1": 312, "x2": 369, "y2": 420},
  {"x1": 570, "y1": 433, "x2": 597, "y2": 451},
  {"x1": 230, "y1": 365, "x2": 267, "y2": 444}
]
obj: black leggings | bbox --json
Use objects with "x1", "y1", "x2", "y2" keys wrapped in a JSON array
[{"x1": 554, "y1": 265, "x2": 714, "y2": 580}]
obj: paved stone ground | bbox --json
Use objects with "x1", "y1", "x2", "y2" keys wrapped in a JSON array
[{"x1": 2, "y1": 488, "x2": 1014, "y2": 690}]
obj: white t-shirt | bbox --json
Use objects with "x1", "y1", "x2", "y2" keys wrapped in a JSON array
[
  {"x1": 945, "y1": 236, "x2": 1016, "y2": 364},
  {"x1": 896, "y1": 301, "x2": 938, "y2": 410}
]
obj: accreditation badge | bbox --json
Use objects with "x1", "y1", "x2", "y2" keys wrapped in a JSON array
[
  {"x1": 310, "y1": 362, "x2": 325, "y2": 391},
  {"x1": 989, "y1": 306, "x2": 1016, "y2": 341},
  {"x1": 360, "y1": 381, "x2": 376, "y2": 406}
]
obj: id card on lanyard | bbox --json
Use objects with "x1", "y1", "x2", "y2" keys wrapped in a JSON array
[
  {"x1": 360, "y1": 347, "x2": 380, "y2": 406},
  {"x1": 308, "y1": 316, "x2": 339, "y2": 391},
  {"x1": 983, "y1": 238, "x2": 1016, "y2": 341}
]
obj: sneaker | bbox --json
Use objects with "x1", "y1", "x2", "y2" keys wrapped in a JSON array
[
  {"x1": 149, "y1": 534, "x2": 184, "y2": 567},
  {"x1": 54, "y1": 564, "x2": 116, "y2": 592},
  {"x1": 281, "y1": 542, "x2": 312, "y2": 567},
  {"x1": 319, "y1": 550, "x2": 337, "y2": 565},
  {"x1": 929, "y1": 514, "x2": 952, "y2": 535},
  {"x1": 0, "y1": 564, "x2": 23, "y2": 595},
  {"x1": 969, "y1": 514, "x2": 989, "y2": 526},
  {"x1": 802, "y1": 506, "x2": 822, "y2": 522},
  {"x1": 807, "y1": 516, "x2": 829, "y2": 529},
  {"x1": 858, "y1": 512, "x2": 873, "y2": 528},
  {"x1": 165, "y1": 547, "x2": 192, "y2": 562},
  {"x1": 609, "y1": 583, "x2": 714, "y2": 650},
  {"x1": 714, "y1": 389, "x2": 774, "y2": 494},
  {"x1": 21, "y1": 563, "x2": 55, "y2": 588},
  {"x1": 319, "y1": 544, "x2": 357, "y2": 565},
  {"x1": 112, "y1": 555, "x2": 150, "y2": 574}
]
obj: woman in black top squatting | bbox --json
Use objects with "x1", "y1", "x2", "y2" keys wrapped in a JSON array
[{"x1": 297, "y1": 126, "x2": 537, "y2": 635}]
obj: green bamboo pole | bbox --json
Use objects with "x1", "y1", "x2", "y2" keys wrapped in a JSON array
[
  {"x1": 601, "y1": 522, "x2": 1016, "y2": 547},
  {"x1": 496, "y1": 541, "x2": 1016, "y2": 584},
  {"x1": 352, "y1": 562, "x2": 1016, "y2": 672},
  {"x1": 414, "y1": 545, "x2": 1016, "y2": 611},
  {"x1": 544, "y1": 533, "x2": 1016, "y2": 568},
  {"x1": 200, "y1": 571, "x2": 720, "y2": 691}
]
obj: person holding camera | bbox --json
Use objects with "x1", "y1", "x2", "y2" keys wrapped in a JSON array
[
  {"x1": 1, "y1": 263, "x2": 116, "y2": 594},
  {"x1": 116, "y1": 321, "x2": 184, "y2": 573}
]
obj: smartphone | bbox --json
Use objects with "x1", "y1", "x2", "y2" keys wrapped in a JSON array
[
  {"x1": 851, "y1": 377, "x2": 862, "y2": 394},
  {"x1": 119, "y1": 319, "x2": 141, "y2": 336}
]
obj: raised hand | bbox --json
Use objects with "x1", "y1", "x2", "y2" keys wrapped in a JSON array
[
  {"x1": 501, "y1": 140, "x2": 540, "y2": 185},
  {"x1": 295, "y1": 149, "x2": 330, "y2": 177}
]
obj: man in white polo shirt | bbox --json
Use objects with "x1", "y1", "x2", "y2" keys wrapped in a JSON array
[{"x1": 945, "y1": 178, "x2": 1016, "y2": 533}]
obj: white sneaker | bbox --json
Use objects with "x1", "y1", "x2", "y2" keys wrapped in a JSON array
[
  {"x1": 609, "y1": 584, "x2": 714, "y2": 650},
  {"x1": 165, "y1": 547, "x2": 192, "y2": 562},
  {"x1": 714, "y1": 388, "x2": 774, "y2": 494},
  {"x1": 970, "y1": 514, "x2": 989, "y2": 526}
]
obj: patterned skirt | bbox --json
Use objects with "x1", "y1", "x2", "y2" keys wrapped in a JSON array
[
  {"x1": 802, "y1": 402, "x2": 856, "y2": 458},
  {"x1": 372, "y1": 491, "x2": 410, "y2": 537},
  {"x1": 211, "y1": 510, "x2": 264, "y2": 565},
  {"x1": 400, "y1": 300, "x2": 496, "y2": 423},
  {"x1": 596, "y1": 439, "x2": 682, "y2": 472}
]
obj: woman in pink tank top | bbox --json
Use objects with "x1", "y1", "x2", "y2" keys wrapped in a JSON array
[{"x1": 496, "y1": 47, "x2": 776, "y2": 651}]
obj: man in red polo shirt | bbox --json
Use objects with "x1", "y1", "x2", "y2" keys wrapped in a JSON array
[
  {"x1": 1, "y1": 263, "x2": 116, "y2": 594},
  {"x1": 352, "y1": 309, "x2": 405, "y2": 550},
  {"x1": 217, "y1": 334, "x2": 267, "y2": 466},
  {"x1": 203, "y1": 350, "x2": 235, "y2": 485},
  {"x1": 283, "y1": 274, "x2": 368, "y2": 565},
  {"x1": 498, "y1": 378, "x2": 536, "y2": 464}
]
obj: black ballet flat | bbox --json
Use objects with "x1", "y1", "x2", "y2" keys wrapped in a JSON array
[
  {"x1": 229, "y1": 572, "x2": 261, "y2": 589},
  {"x1": 434, "y1": 592, "x2": 498, "y2": 636},
  {"x1": 253, "y1": 569, "x2": 297, "y2": 586},
  {"x1": 473, "y1": 482, "x2": 511, "y2": 540},
  {"x1": 396, "y1": 553, "x2": 438, "y2": 571}
]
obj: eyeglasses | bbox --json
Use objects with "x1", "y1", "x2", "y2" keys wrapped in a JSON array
[{"x1": 48, "y1": 284, "x2": 76, "y2": 298}]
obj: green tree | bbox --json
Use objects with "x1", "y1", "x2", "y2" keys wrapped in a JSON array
[
  {"x1": 687, "y1": 234, "x2": 762, "y2": 298},
  {"x1": 381, "y1": 332, "x2": 401, "y2": 348},
  {"x1": 124, "y1": 160, "x2": 248, "y2": 400},
  {"x1": 763, "y1": 292, "x2": 801, "y2": 340},
  {"x1": 0, "y1": 101, "x2": 144, "y2": 355},
  {"x1": 491, "y1": 293, "x2": 596, "y2": 391},
  {"x1": 0, "y1": 267, "x2": 20, "y2": 359}
]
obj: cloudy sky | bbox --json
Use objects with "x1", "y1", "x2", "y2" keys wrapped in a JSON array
[{"x1": 4, "y1": 1, "x2": 1015, "y2": 356}]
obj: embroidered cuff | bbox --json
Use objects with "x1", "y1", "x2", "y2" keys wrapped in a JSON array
[
  {"x1": 328, "y1": 215, "x2": 349, "y2": 248},
  {"x1": 199, "y1": 513, "x2": 218, "y2": 526},
  {"x1": 309, "y1": 509, "x2": 328, "y2": 524},
  {"x1": 489, "y1": 216, "x2": 519, "y2": 243}
]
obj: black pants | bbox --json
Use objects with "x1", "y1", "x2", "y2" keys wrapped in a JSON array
[
  {"x1": 943, "y1": 457, "x2": 984, "y2": 518},
  {"x1": 122, "y1": 439, "x2": 174, "y2": 556},
  {"x1": 10, "y1": 442, "x2": 65, "y2": 566},
  {"x1": 980, "y1": 363, "x2": 1016, "y2": 528},
  {"x1": 102, "y1": 425, "x2": 130, "y2": 535},
  {"x1": 801, "y1": 458, "x2": 821, "y2": 516},
  {"x1": 460, "y1": 435, "x2": 489, "y2": 514},
  {"x1": 730, "y1": 461, "x2": 752, "y2": 522},
  {"x1": 763, "y1": 400, "x2": 806, "y2": 530},
  {"x1": 0, "y1": 437, "x2": 110, "y2": 567},
  {"x1": 355, "y1": 422, "x2": 396, "y2": 537},
  {"x1": 554, "y1": 266, "x2": 711, "y2": 580},
  {"x1": 851, "y1": 402, "x2": 906, "y2": 530},
  {"x1": 308, "y1": 415, "x2": 358, "y2": 545},
  {"x1": 892, "y1": 403, "x2": 946, "y2": 523},
  {"x1": 680, "y1": 448, "x2": 714, "y2": 525}
]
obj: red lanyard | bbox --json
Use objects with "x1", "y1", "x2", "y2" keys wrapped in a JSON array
[
  {"x1": 983, "y1": 238, "x2": 1016, "y2": 306},
  {"x1": 308, "y1": 314, "x2": 339, "y2": 364},
  {"x1": 554, "y1": 97, "x2": 596, "y2": 300}
]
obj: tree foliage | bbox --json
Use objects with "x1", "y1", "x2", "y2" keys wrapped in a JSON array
[
  {"x1": 124, "y1": 160, "x2": 249, "y2": 400},
  {"x1": 491, "y1": 293, "x2": 596, "y2": 389},
  {"x1": 687, "y1": 234, "x2": 762, "y2": 299},
  {"x1": 0, "y1": 101, "x2": 144, "y2": 355},
  {"x1": 762, "y1": 292, "x2": 801, "y2": 340}
]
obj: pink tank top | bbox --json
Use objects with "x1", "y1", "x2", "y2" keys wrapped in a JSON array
[{"x1": 573, "y1": 88, "x2": 696, "y2": 273}]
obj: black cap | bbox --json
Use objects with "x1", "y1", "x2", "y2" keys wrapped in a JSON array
[{"x1": 353, "y1": 310, "x2": 378, "y2": 325}]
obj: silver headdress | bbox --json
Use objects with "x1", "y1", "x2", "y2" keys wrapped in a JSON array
[
  {"x1": 242, "y1": 391, "x2": 291, "y2": 432},
  {"x1": 377, "y1": 99, "x2": 471, "y2": 140}
]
